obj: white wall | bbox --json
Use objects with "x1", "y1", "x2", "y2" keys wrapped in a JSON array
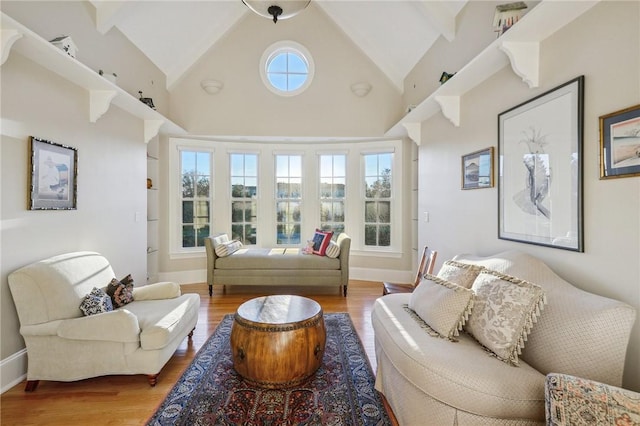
[
  {"x1": 0, "y1": 2, "x2": 168, "y2": 391},
  {"x1": 415, "y1": 1, "x2": 640, "y2": 391}
]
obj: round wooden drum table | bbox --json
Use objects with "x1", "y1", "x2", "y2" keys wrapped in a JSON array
[{"x1": 230, "y1": 295, "x2": 326, "y2": 388}]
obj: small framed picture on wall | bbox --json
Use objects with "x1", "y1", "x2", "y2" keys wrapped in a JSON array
[
  {"x1": 599, "y1": 104, "x2": 640, "y2": 179},
  {"x1": 461, "y1": 147, "x2": 494, "y2": 190},
  {"x1": 29, "y1": 136, "x2": 78, "y2": 210}
]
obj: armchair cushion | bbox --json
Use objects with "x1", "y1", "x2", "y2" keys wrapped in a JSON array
[{"x1": 57, "y1": 309, "x2": 140, "y2": 342}]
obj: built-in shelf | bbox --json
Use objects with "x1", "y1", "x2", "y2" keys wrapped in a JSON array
[
  {"x1": 0, "y1": 12, "x2": 187, "y2": 143},
  {"x1": 385, "y1": 0, "x2": 600, "y2": 143}
]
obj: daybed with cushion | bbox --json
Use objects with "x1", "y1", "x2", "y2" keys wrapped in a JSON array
[
  {"x1": 205, "y1": 232, "x2": 351, "y2": 296},
  {"x1": 372, "y1": 250, "x2": 636, "y2": 425},
  {"x1": 8, "y1": 251, "x2": 200, "y2": 390}
]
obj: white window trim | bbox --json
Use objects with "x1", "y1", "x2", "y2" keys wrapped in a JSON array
[
  {"x1": 168, "y1": 138, "x2": 403, "y2": 258},
  {"x1": 260, "y1": 40, "x2": 315, "y2": 97}
]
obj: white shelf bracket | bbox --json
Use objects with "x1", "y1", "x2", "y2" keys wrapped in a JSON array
[
  {"x1": 1, "y1": 29, "x2": 22, "y2": 66},
  {"x1": 434, "y1": 95, "x2": 460, "y2": 127},
  {"x1": 89, "y1": 90, "x2": 117, "y2": 123},
  {"x1": 144, "y1": 120, "x2": 164, "y2": 144},
  {"x1": 499, "y1": 41, "x2": 540, "y2": 88},
  {"x1": 402, "y1": 122, "x2": 422, "y2": 145}
]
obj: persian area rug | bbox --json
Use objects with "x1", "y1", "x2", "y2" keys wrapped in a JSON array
[{"x1": 147, "y1": 313, "x2": 391, "y2": 426}]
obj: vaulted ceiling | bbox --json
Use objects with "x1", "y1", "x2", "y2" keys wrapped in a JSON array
[{"x1": 89, "y1": 0, "x2": 467, "y2": 91}]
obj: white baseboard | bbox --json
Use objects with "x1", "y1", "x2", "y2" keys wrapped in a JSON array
[
  {"x1": 160, "y1": 268, "x2": 410, "y2": 286},
  {"x1": 1, "y1": 349, "x2": 27, "y2": 394}
]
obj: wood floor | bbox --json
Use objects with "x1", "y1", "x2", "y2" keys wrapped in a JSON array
[{"x1": 1, "y1": 280, "x2": 397, "y2": 425}]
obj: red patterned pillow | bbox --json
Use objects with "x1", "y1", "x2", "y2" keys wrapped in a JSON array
[{"x1": 312, "y1": 229, "x2": 333, "y2": 256}]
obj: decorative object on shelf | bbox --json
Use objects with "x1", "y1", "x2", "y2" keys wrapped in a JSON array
[
  {"x1": 439, "y1": 71, "x2": 456, "y2": 85},
  {"x1": 200, "y1": 79, "x2": 224, "y2": 95},
  {"x1": 242, "y1": 0, "x2": 310, "y2": 23},
  {"x1": 49, "y1": 35, "x2": 77, "y2": 58},
  {"x1": 493, "y1": 2, "x2": 528, "y2": 36},
  {"x1": 29, "y1": 136, "x2": 78, "y2": 210},
  {"x1": 599, "y1": 104, "x2": 640, "y2": 180},
  {"x1": 138, "y1": 91, "x2": 155, "y2": 110},
  {"x1": 350, "y1": 82, "x2": 372, "y2": 97},
  {"x1": 147, "y1": 178, "x2": 153, "y2": 189},
  {"x1": 98, "y1": 69, "x2": 117, "y2": 84},
  {"x1": 498, "y1": 76, "x2": 584, "y2": 252},
  {"x1": 461, "y1": 147, "x2": 494, "y2": 190},
  {"x1": 406, "y1": 105, "x2": 417, "y2": 114}
]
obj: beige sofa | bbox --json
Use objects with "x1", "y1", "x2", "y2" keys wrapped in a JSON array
[
  {"x1": 8, "y1": 251, "x2": 200, "y2": 390},
  {"x1": 204, "y1": 233, "x2": 351, "y2": 297},
  {"x1": 372, "y1": 250, "x2": 636, "y2": 425}
]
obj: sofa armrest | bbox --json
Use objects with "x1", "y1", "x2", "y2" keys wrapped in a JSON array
[
  {"x1": 545, "y1": 373, "x2": 640, "y2": 425},
  {"x1": 20, "y1": 320, "x2": 63, "y2": 337},
  {"x1": 56, "y1": 309, "x2": 140, "y2": 343},
  {"x1": 337, "y1": 234, "x2": 351, "y2": 289},
  {"x1": 132, "y1": 281, "x2": 180, "y2": 300}
]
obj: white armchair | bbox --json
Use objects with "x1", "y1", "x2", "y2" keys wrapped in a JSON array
[{"x1": 8, "y1": 251, "x2": 200, "y2": 391}]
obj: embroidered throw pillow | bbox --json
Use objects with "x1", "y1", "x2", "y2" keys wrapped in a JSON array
[
  {"x1": 80, "y1": 287, "x2": 113, "y2": 316},
  {"x1": 325, "y1": 240, "x2": 341, "y2": 258},
  {"x1": 436, "y1": 260, "x2": 485, "y2": 289},
  {"x1": 214, "y1": 240, "x2": 243, "y2": 257},
  {"x1": 465, "y1": 269, "x2": 547, "y2": 366},
  {"x1": 408, "y1": 274, "x2": 474, "y2": 340},
  {"x1": 106, "y1": 277, "x2": 134, "y2": 308},
  {"x1": 312, "y1": 229, "x2": 333, "y2": 256}
]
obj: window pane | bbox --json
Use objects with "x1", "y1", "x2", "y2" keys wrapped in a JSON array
[
  {"x1": 196, "y1": 175, "x2": 210, "y2": 197},
  {"x1": 231, "y1": 201, "x2": 244, "y2": 222},
  {"x1": 290, "y1": 178, "x2": 302, "y2": 198},
  {"x1": 365, "y1": 201, "x2": 376, "y2": 222},
  {"x1": 365, "y1": 155, "x2": 378, "y2": 176},
  {"x1": 231, "y1": 224, "x2": 243, "y2": 241},
  {"x1": 334, "y1": 156, "x2": 346, "y2": 175},
  {"x1": 378, "y1": 225, "x2": 391, "y2": 246},
  {"x1": 245, "y1": 178, "x2": 257, "y2": 197},
  {"x1": 321, "y1": 202, "x2": 332, "y2": 221},
  {"x1": 290, "y1": 156, "x2": 302, "y2": 176},
  {"x1": 245, "y1": 225, "x2": 257, "y2": 245},
  {"x1": 378, "y1": 201, "x2": 390, "y2": 222},
  {"x1": 197, "y1": 152, "x2": 210, "y2": 175},
  {"x1": 230, "y1": 155, "x2": 244, "y2": 176},
  {"x1": 182, "y1": 201, "x2": 193, "y2": 223},
  {"x1": 268, "y1": 73, "x2": 287, "y2": 91},
  {"x1": 269, "y1": 53, "x2": 287, "y2": 73},
  {"x1": 245, "y1": 156, "x2": 257, "y2": 176},
  {"x1": 364, "y1": 225, "x2": 377, "y2": 246},
  {"x1": 182, "y1": 225, "x2": 195, "y2": 247},
  {"x1": 288, "y1": 53, "x2": 307, "y2": 73},
  {"x1": 333, "y1": 201, "x2": 345, "y2": 221},
  {"x1": 181, "y1": 151, "x2": 196, "y2": 175},
  {"x1": 320, "y1": 156, "x2": 332, "y2": 176},
  {"x1": 277, "y1": 224, "x2": 300, "y2": 244},
  {"x1": 276, "y1": 179, "x2": 289, "y2": 198},
  {"x1": 276, "y1": 156, "x2": 289, "y2": 177},
  {"x1": 288, "y1": 74, "x2": 306, "y2": 91},
  {"x1": 320, "y1": 180, "x2": 332, "y2": 198},
  {"x1": 196, "y1": 224, "x2": 210, "y2": 247},
  {"x1": 333, "y1": 178, "x2": 345, "y2": 198}
]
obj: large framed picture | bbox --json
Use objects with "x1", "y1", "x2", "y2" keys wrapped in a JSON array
[
  {"x1": 461, "y1": 147, "x2": 494, "y2": 190},
  {"x1": 599, "y1": 104, "x2": 640, "y2": 179},
  {"x1": 29, "y1": 136, "x2": 77, "y2": 210},
  {"x1": 498, "y1": 76, "x2": 584, "y2": 252}
]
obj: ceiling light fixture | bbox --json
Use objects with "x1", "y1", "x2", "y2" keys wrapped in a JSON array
[{"x1": 242, "y1": 0, "x2": 311, "y2": 23}]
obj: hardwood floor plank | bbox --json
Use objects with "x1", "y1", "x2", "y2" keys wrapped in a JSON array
[{"x1": 1, "y1": 280, "x2": 397, "y2": 425}]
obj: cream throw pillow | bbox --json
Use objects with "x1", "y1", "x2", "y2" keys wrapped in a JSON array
[
  {"x1": 465, "y1": 269, "x2": 547, "y2": 366},
  {"x1": 436, "y1": 260, "x2": 485, "y2": 289},
  {"x1": 408, "y1": 274, "x2": 474, "y2": 340}
]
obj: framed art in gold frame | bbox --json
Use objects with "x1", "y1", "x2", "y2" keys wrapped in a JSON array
[
  {"x1": 599, "y1": 104, "x2": 640, "y2": 179},
  {"x1": 461, "y1": 147, "x2": 494, "y2": 190}
]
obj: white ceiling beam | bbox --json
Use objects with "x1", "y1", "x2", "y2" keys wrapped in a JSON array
[
  {"x1": 91, "y1": 1, "x2": 129, "y2": 35},
  {"x1": 416, "y1": 1, "x2": 457, "y2": 42}
]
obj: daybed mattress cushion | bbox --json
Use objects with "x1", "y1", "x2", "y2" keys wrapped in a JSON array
[
  {"x1": 372, "y1": 293, "x2": 546, "y2": 421},
  {"x1": 216, "y1": 248, "x2": 340, "y2": 270}
]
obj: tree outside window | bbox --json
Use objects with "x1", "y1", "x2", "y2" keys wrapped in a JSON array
[
  {"x1": 364, "y1": 153, "x2": 392, "y2": 247},
  {"x1": 181, "y1": 150, "x2": 211, "y2": 248}
]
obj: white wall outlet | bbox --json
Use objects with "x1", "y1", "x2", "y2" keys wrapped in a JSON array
[{"x1": 424, "y1": 211, "x2": 430, "y2": 222}]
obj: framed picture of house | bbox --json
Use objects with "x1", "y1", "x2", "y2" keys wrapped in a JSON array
[
  {"x1": 599, "y1": 104, "x2": 640, "y2": 179},
  {"x1": 29, "y1": 136, "x2": 78, "y2": 210},
  {"x1": 498, "y1": 76, "x2": 584, "y2": 252},
  {"x1": 461, "y1": 147, "x2": 494, "y2": 190}
]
